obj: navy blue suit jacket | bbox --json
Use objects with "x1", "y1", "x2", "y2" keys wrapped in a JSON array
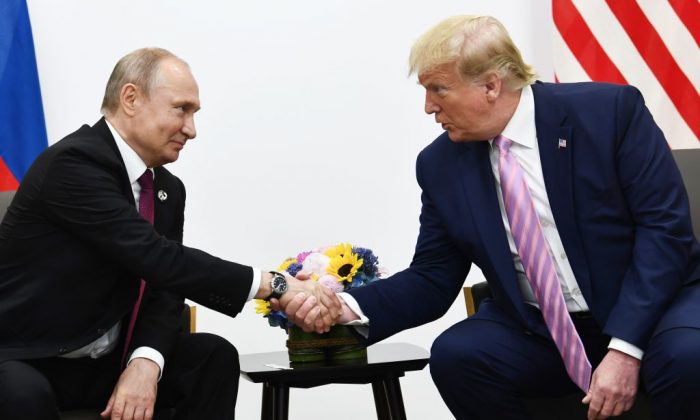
[{"x1": 349, "y1": 82, "x2": 700, "y2": 351}]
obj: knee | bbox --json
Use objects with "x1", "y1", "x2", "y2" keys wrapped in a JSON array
[
  {"x1": 199, "y1": 333, "x2": 240, "y2": 373},
  {"x1": 643, "y1": 329, "x2": 700, "y2": 395},
  {"x1": 430, "y1": 327, "x2": 482, "y2": 386},
  {"x1": 0, "y1": 361, "x2": 56, "y2": 416}
]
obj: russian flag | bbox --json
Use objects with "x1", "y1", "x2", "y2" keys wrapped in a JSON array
[{"x1": 0, "y1": 0, "x2": 48, "y2": 191}]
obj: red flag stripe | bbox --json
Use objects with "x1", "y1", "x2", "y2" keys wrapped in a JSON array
[
  {"x1": 0, "y1": 157, "x2": 19, "y2": 192},
  {"x1": 606, "y1": 0, "x2": 700, "y2": 140},
  {"x1": 669, "y1": 0, "x2": 700, "y2": 47},
  {"x1": 552, "y1": 0, "x2": 626, "y2": 84}
]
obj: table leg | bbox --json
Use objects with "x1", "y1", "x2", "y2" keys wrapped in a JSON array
[
  {"x1": 372, "y1": 375, "x2": 407, "y2": 420},
  {"x1": 372, "y1": 381, "x2": 390, "y2": 419},
  {"x1": 260, "y1": 382, "x2": 289, "y2": 420}
]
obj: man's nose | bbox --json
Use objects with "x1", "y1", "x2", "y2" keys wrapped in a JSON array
[
  {"x1": 424, "y1": 93, "x2": 439, "y2": 114},
  {"x1": 182, "y1": 115, "x2": 196, "y2": 140}
]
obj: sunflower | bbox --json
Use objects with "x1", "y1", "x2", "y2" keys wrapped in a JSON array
[
  {"x1": 277, "y1": 257, "x2": 297, "y2": 272},
  {"x1": 254, "y1": 299, "x2": 271, "y2": 316},
  {"x1": 323, "y1": 243, "x2": 353, "y2": 259},
  {"x1": 327, "y1": 251, "x2": 364, "y2": 283}
]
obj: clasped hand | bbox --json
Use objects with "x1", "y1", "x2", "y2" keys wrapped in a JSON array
[{"x1": 269, "y1": 271, "x2": 342, "y2": 333}]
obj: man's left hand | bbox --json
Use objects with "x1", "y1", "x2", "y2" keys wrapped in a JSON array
[
  {"x1": 582, "y1": 349, "x2": 640, "y2": 420},
  {"x1": 101, "y1": 357, "x2": 160, "y2": 420}
]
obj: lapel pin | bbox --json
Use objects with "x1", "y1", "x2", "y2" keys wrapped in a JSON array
[
  {"x1": 558, "y1": 138, "x2": 567, "y2": 149},
  {"x1": 158, "y1": 190, "x2": 168, "y2": 202}
]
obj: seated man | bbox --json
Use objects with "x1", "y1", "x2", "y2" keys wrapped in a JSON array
[
  {"x1": 282, "y1": 15, "x2": 700, "y2": 420},
  {"x1": 0, "y1": 48, "x2": 337, "y2": 420}
]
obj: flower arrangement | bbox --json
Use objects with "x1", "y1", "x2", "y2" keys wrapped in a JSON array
[{"x1": 255, "y1": 243, "x2": 382, "y2": 329}]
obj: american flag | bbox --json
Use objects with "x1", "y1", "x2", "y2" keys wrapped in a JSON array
[{"x1": 552, "y1": 0, "x2": 699, "y2": 149}]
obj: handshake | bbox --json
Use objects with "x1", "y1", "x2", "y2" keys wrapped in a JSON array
[{"x1": 260, "y1": 270, "x2": 358, "y2": 333}]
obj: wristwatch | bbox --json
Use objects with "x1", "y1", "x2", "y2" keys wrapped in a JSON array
[{"x1": 267, "y1": 271, "x2": 288, "y2": 300}]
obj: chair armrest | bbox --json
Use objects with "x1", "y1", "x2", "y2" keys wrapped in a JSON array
[
  {"x1": 463, "y1": 282, "x2": 492, "y2": 316},
  {"x1": 180, "y1": 304, "x2": 197, "y2": 333}
]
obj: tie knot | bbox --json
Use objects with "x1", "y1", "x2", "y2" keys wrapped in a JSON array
[
  {"x1": 494, "y1": 135, "x2": 513, "y2": 155},
  {"x1": 137, "y1": 170, "x2": 153, "y2": 191}
]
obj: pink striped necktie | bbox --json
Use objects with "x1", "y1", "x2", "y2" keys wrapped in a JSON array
[
  {"x1": 121, "y1": 169, "x2": 154, "y2": 368},
  {"x1": 495, "y1": 135, "x2": 592, "y2": 392}
]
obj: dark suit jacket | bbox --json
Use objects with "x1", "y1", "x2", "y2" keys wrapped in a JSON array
[
  {"x1": 0, "y1": 118, "x2": 253, "y2": 362},
  {"x1": 349, "y1": 82, "x2": 700, "y2": 350}
]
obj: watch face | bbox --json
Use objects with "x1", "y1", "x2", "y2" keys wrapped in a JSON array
[{"x1": 272, "y1": 274, "x2": 288, "y2": 293}]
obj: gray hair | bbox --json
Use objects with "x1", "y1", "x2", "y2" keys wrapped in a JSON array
[{"x1": 100, "y1": 47, "x2": 186, "y2": 114}]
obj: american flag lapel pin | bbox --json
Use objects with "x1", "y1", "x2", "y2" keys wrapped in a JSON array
[{"x1": 558, "y1": 138, "x2": 567, "y2": 149}]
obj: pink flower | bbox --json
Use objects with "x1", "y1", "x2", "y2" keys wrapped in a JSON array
[
  {"x1": 318, "y1": 274, "x2": 345, "y2": 293},
  {"x1": 296, "y1": 251, "x2": 312, "y2": 264}
]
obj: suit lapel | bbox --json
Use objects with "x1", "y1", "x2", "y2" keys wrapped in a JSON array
[
  {"x1": 93, "y1": 118, "x2": 135, "y2": 207},
  {"x1": 457, "y1": 141, "x2": 533, "y2": 321},
  {"x1": 532, "y1": 82, "x2": 592, "y2": 299}
]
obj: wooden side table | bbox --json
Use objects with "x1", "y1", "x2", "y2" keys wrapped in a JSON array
[{"x1": 240, "y1": 342, "x2": 429, "y2": 420}]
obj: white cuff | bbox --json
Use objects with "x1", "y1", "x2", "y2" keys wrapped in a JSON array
[
  {"x1": 337, "y1": 292, "x2": 370, "y2": 338},
  {"x1": 608, "y1": 337, "x2": 644, "y2": 360},
  {"x1": 128, "y1": 347, "x2": 165, "y2": 381},
  {"x1": 247, "y1": 267, "x2": 261, "y2": 301}
]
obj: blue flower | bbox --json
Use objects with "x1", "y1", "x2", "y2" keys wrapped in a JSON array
[
  {"x1": 286, "y1": 263, "x2": 304, "y2": 277},
  {"x1": 353, "y1": 247, "x2": 379, "y2": 278},
  {"x1": 350, "y1": 273, "x2": 366, "y2": 289},
  {"x1": 267, "y1": 310, "x2": 289, "y2": 328}
]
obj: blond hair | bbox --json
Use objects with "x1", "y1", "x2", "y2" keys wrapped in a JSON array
[
  {"x1": 408, "y1": 15, "x2": 536, "y2": 90},
  {"x1": 100, "y1": 47, "x2": 185, "y2": 114}
]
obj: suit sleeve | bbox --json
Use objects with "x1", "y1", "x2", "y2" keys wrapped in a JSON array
[
  {"x1": 602, "y1": 86, "x2": 696, "y2": 348},
  {"x1": 39, "y1": 147, "x2": 253, "y2": 318},
  {"x1": 348, "y1": 152, "x2": 471, "y2": 344}
]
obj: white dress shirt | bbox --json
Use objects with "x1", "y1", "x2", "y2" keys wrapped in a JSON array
[
  {"x1": 342, "y1": 85, "x2": 642, "y2": 360},
  {"x1": 62, "y1": 119, "x2": 262, "y2": 376}
]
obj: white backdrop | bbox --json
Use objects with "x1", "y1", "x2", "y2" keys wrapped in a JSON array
[{"x1": 27, "y1": 1, "x2": 553, "y2": 418}]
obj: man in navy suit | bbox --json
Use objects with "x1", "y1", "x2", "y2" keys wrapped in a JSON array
[{"x1": 283, "y1": 15, "x2": 700, "y2": 420}]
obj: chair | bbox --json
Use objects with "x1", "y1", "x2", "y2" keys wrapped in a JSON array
[
  {"x1": 462, "y1": 148, "x2": 700, "y2": 419},
  {"x1": 0, "y1": 190, "x2": 14, "y2": 222}
]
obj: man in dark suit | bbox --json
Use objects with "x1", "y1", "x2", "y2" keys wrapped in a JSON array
[
  {"x1": 284, "y1": 15, "x2": 700, "y2": 420},
  {"x1": 0, "y1": 48, "x2": 337, "y2": 420}
]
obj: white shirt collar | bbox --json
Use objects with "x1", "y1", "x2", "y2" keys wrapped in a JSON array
[
  {"x1": 492, "y1": 84, "x2": 536, "y2": 149},
  {"x1": 104, "y1": 118, "x2": 151, "y2": 184}
]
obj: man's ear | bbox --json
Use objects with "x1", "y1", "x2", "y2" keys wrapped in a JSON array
[
  {"x1": 483, "y1": 73, "x2": 502, "y2": 102},
  {"x1": 119, "y1": 83, "x2": 139, "y2": 117}
]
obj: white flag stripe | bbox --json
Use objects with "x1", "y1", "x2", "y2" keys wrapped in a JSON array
[
  {"x1": 552, "y1": 28, "x2": 591, "y2": 82},
  {"x1": 572, "y1": 0, "x2": 656, "y2": 87},
  {"x1": 570, "y1": 0, "x2": 696, "y2": 148},
  {"x1": 637, "y1": 0, "x2": 700, "y2": 93}
]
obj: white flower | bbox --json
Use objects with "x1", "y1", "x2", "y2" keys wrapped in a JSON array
[{"x1": 301, "y1": 252, "x2": 330, "y2": 276}]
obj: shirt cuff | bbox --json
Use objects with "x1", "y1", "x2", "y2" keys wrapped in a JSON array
[
  {"x1": 128, "y1": 347, "x2": 165, "y2": 381},
  {"x1": 337, "y1": 292, "x2": 370, "y2": 338},
  {"x1": 608, "y1": 337, "x2": 644, "y2": 360},
  {"x1": 246, "y1": 267, "x2": 261, "y2": 301}
]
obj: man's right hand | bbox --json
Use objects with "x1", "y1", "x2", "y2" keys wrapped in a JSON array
[
  {"x1": 269, "y1": 274, "x2": 341, "y2": 333},
  {"x1": 101, "y1": 358, "x2": 159, "y2": 420}
]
